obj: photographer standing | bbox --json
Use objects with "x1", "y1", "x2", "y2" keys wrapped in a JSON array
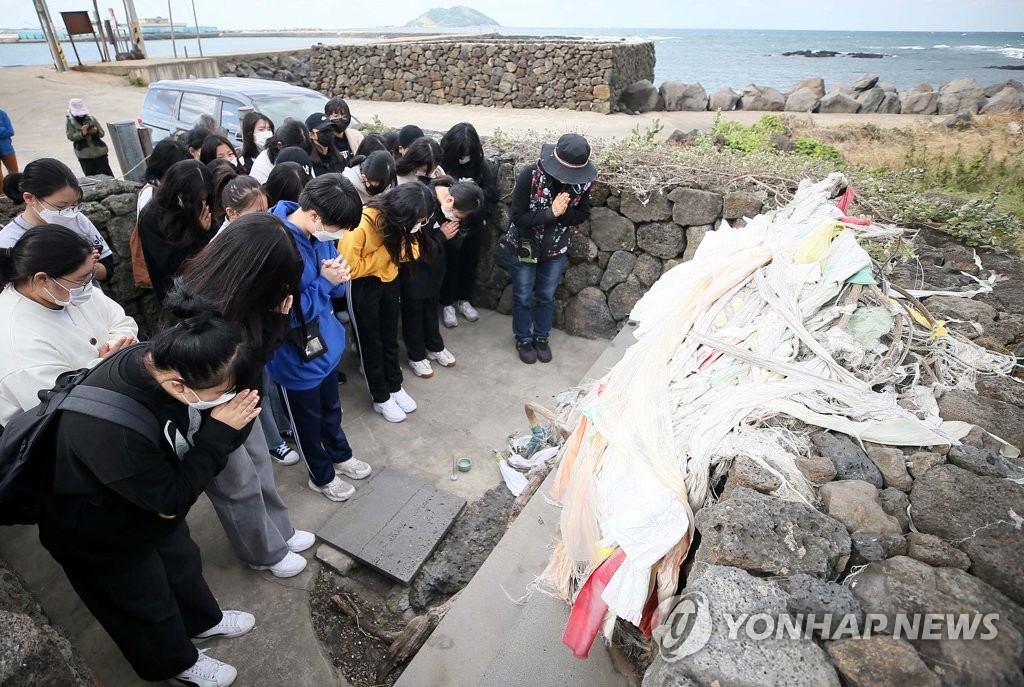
[
  {"x1": 65, "y1": 99, "x2": 113, "y2": 177},
  {"x1": 506, "y1": 133, "x2": 596, "y2": 365}
]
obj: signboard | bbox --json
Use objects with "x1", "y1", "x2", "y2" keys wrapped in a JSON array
[{"x1": 60, "y1": 11, "x2": 95, "y2": 36}]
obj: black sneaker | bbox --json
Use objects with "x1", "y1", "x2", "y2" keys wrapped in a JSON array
[
  {"x1": 534, "y1": 338, "x2": 552, "y2": 363},
  {"x1": 516, "y1": 339, "x2": 538, "y2": 364},
  {"x1": 270, "y1": 443, "x2": 300, "y2": 466}
]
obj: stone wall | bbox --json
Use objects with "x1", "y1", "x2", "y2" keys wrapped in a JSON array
[
  {"x1": 634, "y1": 225, "x2": 1024, "y2": 686},
  {"x1": 471, "y1": 159, "x2": 766, "y2": 339},
  {"x1": 218, "y1": 49, "x2": 315, "y2": 88},
  {"x1": 0, "y1": 559, "x2": 96, "y2": 686},
  {"x1": 0, "y1": 179, "x2": 159, "y2": 337},
  {"x1": 308, "y1": 40, "x2": 655, "y2": 113}
]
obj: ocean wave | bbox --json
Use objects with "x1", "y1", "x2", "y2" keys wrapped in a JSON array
[
  {"x1": 1000, "y1": 47, "x2": 1024, "y2": 59},
  {"x1": 933, "y1": 44, "x2": 951, "y2": 49},
  {"x1": 947, "y1": 44, "x2": 1024, "y2": 59},
  {"x1": 897, "y1": 45, "x2": 927, "y2": 50}
]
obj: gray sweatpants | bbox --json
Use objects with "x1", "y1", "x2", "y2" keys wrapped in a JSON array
[{"x1": 204, "y1": 421, "x2": 294, "y2": 567}]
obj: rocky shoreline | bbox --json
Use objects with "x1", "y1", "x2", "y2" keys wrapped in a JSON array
[{"x1": 620, "y1": 73, "x2": 1024, "y2": 116}]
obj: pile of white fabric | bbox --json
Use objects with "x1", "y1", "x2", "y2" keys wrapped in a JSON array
[{"x1": 543, "y1": 173, "x2": 1018, "y2": 652}]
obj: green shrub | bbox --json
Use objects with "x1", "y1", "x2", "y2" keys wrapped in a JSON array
[{"x1": 794, "y1": 136, "x2": 844, "y2": 163}]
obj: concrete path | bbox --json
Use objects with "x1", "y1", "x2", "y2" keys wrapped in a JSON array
[
  {"x1": 0, "y1": 64, "x2": 928, "y2": 181},
  {"x1": 0, "y1": 311, "x2": 608, "y2": 686}
]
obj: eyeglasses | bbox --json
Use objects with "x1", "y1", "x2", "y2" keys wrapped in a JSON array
[
  {"x1": 57, "y1": 266, "x2": 99, "y2": 287},
  {"x1": 38, "y1": 198, "x2": 80, "y2": 217}
]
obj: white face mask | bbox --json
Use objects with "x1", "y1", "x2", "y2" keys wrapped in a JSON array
[
  {"x1": 442, "y1": 205, "x2": 458, "y2": 222},
  {"x1": 254, "y1": 130, "x2": 273, "y2": 150},
  {"x1": 37, "y1": 206, "x2": 80, "y2": 226},
  {"x1": 44, "y1": 279, "x2": 93, "y2": 307},
  {"x1": 182, "y1": 386, "x2": 237, "y2": 410},
  {"x1": 312, "y1": 218, "x2": 344, "y2": 242},
  {"x1": 410, "y1": 222, "x2": 422, "y2": 235},
  {"x1": 458, "y1": 155, "x2": 471, "y2": 165}
]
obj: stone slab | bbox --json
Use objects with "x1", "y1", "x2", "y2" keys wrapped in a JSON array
[{"x1": 316, "y1": 467, "x2": 465, "y2": 584}]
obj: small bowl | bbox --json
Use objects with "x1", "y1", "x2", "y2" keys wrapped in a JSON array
[{"x1": 457, "y1": 457, "x2": 472, "y2": 472}]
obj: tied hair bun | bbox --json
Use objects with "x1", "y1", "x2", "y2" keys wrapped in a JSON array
[{"x1": 163, "y1": 280, "x2": 220, "y2": 331}]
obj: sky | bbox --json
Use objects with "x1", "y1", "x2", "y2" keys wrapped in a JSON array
[{"x1": 4, "y1": 0, "x2": 1023, "y2": 32}]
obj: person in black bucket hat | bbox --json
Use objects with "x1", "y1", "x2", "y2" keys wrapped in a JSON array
[{"x1": 505, "y1": 133, "x2": 597, "y2": 364}]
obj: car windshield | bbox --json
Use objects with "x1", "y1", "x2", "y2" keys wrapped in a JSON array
[{"x1": 249, "y1": 93, "x2": 330, "y2": 128}]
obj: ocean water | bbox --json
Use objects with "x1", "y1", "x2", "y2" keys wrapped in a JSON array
[{"x1": 2, "y1": 27, "x2": 1022, "y2": 92}]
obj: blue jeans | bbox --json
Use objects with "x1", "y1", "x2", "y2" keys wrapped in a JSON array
[{"x1": 509, "y1": 254, "x2": 567, "y2": 342}]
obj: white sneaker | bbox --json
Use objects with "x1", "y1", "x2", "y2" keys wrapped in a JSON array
[
  {"x1": 249, "y1": 550, "x2": 306, "y2": 578},
  {"x1": 373, "y1": 397, "x2": 407, "y2": 423},
  {"x1": 442, "y1": 305, "x2": 458, "y2": 328},
  {"x1": 409, "y1": 358, "x2": 434, "y2": 378},
  {"x1": 194, "y1": 610, "x2": 256, "y2": 642},
  {"x1": 391, "y1": 387, "x2": 417, "y2": 413},
  {"x1": 427, "y1": 348, "x2": 456, "y2": 367},
  {"x1": 171, "y1": 650, "x2": 237, "y2": 687},
  {"x1": 457, "y1": 300, "x2": 479, "y2": 322},
  {"x1": 286, "y1": 529, "x2": 315, "y2": 553},
  {"x1": 307, "y1": 476, "x2": 356, "y2": 502},
  {"x1": 335, "y1": 458, "x2": 372, "y2": 480}
]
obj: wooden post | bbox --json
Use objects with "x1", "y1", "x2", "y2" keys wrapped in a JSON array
[
  {"x1": 191, "y1": 0, "x2": 203, "y2": 57},
  {"x1": 168, "y1": 0, "x2": 177, "y2": 58},
  {"x1": 66, "y1": 32, "x2": 82, "y2": 66},
  {"x1": 92, "y1": 3, "x2": 109, "y2": 62}
]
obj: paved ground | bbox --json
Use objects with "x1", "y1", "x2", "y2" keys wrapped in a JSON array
[
  {"x1": 0, "y1": 311, "x2": 608, "y2": 686},
  {"x1": 0, "y1": 63, "x2": 929, "y2": 182}
]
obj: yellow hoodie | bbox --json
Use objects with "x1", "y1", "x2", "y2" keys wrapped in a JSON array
[{"x1": 338, "y1": 207, "x2": 420, "y2": 283}]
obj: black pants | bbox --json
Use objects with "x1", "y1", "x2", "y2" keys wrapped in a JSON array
[
  {"x1": 439, "y1": 230, "x2": 482, "y2": 306},
  {"x1": 39, "y1": 521, "x2": 221, "y2": 681},
  {"x1": 281, "y1": 369, "x2": 354, "y2": 486},
  {"x1": 78, "y1": 155, "x2": 114, "y2": 177},
  {"x1": 348, "y1": 276, "x2": 403, "y2": 404},
  {"x1": 401, "y1": 296, "x2": 445, "y2": 361}
]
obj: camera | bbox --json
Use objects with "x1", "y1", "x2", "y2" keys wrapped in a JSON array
[{"x1": 517, "y1": 241, "x2": 538, "y2": 264}]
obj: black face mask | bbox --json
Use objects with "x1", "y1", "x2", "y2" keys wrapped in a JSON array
[
  {"x1": 331, "y1": 118, "x2": 349, "y2": 133},
  {"x1": 417, "y1": 175, "x2": 432, "y2": 185},
  {"x1": 365, "y1": 182, "x2": 386, "y2": 196}
]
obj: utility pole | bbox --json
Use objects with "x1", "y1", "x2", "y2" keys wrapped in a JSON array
[
  {"x1": 123, "y1": 0, "x2": 148, "y2": 58},
  {"x1": 32, "y1": 0, "x2": 68, "y2": 72}
]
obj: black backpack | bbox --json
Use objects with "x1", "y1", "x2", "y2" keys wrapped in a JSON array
[{"x1": 0, "y1": 365, "x2": 160, "y2": 526}]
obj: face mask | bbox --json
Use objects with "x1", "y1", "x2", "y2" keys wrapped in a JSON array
[
  {"x1": 410, "y1": 222, "x2": 422, "y2": 235},
  {"x1": 442, "y1": 205, "x2": 458, "y2": 222},
  {"x1": 458, "y1": 155, "x2": 471, "y2": 165},
  {"x1": 417, "y1": 175, "x2": 432, "y2": 185},
  {"x1": 37, "y1": 205, "x2": 80, "y2": 225},
  {"x1": 331, "y1": 118, "x2": 349, "y2": 132},
  {"x1": 363, "y1": 174, "x2": 387, "y2": 196},
  {"x1": 312, "y1": 218, "x2": 344, "y2": 242},
  {"x1": 182, "y1": 387, "x2": 237, "y2": 410},
  {"x1": 254, "y1": 130, "x2": 273, "y2": 149},
  {"x1": 44, "y1": 279, "x2": 93, "y2": 307}
]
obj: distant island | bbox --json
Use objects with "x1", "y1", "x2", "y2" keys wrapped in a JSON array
[{"x1": 405, "y1": 6, "x2": 499, "y2": 27}]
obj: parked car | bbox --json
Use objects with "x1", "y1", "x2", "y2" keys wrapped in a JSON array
[{"x1": 138, "y1": 77, "x2": 355, "y2": 144}]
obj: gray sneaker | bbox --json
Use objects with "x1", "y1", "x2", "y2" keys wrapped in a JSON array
[
  {"x1": 335, "y1": 458, "x2": 372, "y2": 480},
  {"x1": 308, "y1": 476, "x2": 355, "y2": 502}
]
